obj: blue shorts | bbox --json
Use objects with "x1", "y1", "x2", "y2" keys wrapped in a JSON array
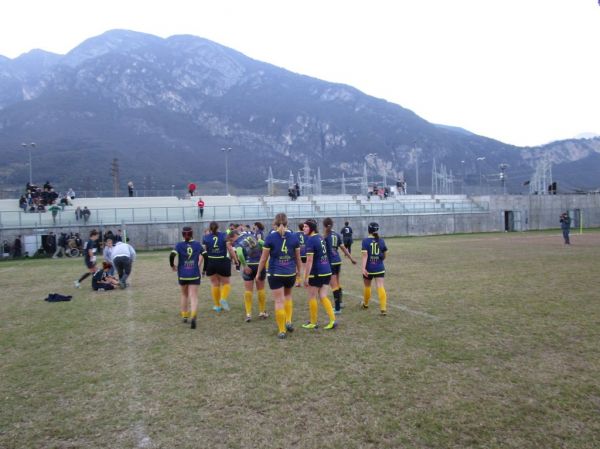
[
  {"x1": 308, "y1": 275, "x2": 331, "y2": 287},
  {"x1": 242, "y1": 265, "x2": 266, "y2": 282},
  {"x1": 268, "y1": 275, "x2": 295, "y2": 290}
]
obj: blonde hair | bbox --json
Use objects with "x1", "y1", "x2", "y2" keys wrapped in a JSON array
[{"x1": 273, "y1": 213, "x2": 288, "y2": 238}]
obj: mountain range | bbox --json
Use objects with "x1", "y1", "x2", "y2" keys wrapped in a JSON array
[{"x1": 1, "y1": 29, "x2": 599, "y2": 194}]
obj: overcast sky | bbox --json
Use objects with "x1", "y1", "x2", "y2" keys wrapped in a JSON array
[{"x1": 1, "y1": 0, "x2": 598, "y2": 147}]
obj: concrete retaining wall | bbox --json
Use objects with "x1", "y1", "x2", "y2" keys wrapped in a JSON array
[{"x1": 1, "y1": 194, "x2": 598, "y2": 252}]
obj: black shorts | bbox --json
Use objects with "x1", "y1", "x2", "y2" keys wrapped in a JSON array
[
  {"x1": 94, "y1": 284, "x2": 114, "y2": 291},
  {"x1": 205, "y1": 258, "x2": 231, "y2": 277},
  {"x1": 268, "y1": 275, "x2": 295, "y2": 290},
  {"x1": 242, "y1": 265, "x2": 266, "y2": 282},
  {"x1": 330, "y1": 264, "x2": 341, "y2": 275},
  {"x1": 300, "y1": 255, "x2": 307, "y2": 264},
  {"x1": 308, "y1": 275, "x2": 331, "y2": 287},
  {"x1": 178, "y1": 278, "x2": 201, "y2": 286},
  {"x1": 363, "y1": 272, "x2": 385, "y2": 280}
]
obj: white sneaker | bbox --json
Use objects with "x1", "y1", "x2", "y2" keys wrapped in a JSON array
[{"x1": 74, "y1": 281, "x2": 80, "y2": 288}]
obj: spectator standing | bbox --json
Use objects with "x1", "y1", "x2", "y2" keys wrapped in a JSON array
[
  {"x1": 127, "y1": 181, "x2": 134, "y2": 197},
  {"x1": 82, "y1": 206, "x2": 91, "y2": 223},
  {"x1": 75, "y1": 206, "x2": 82, "y2": 221},
  {"x1": 53, "y1": 233, "x2": 67, "y2": 258},
  {"x1": 102, "y1": 238, "x2": 116, "y2": 276},
  {"x1": 67, "y1": 188, "x2": 76, "y2": 200},
  {"x1": 2, "y1": 240, "x2": 10, "y2": 258},
  {"x1": 197, "y1": 198, "x2": 205, "y2": 218},
  {"x1": 13, "y1": 236, "x2": 22, "y2": 257},
  {"x1": 295, "y1": 183, "x2": 300, "y2": 198},
  {"x1": 111, "y1": 240, "x2": 137, "y2": 288},
  {"x1": 115, "y1": 229, "x2": 123, "y2": 242},
  {"x1": 560, "y1": 212, "x2": 571, "y2": 245},
  {"x1": 188, "y1": 182, "x2": 196, "y2": 197},
  {"x1": 48, "y1": 203, "x2": 60, "y2": 224}
]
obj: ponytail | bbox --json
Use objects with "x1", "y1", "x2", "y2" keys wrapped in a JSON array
[
  {"x1": 273, "y1": 213, "x2": 288, "y2": 238},
  {"x1": 322, "y1": 217, "x2": 333, "y2": 238},
  {"x1": 209, "y1": 221, "x2": 219, "y2": 236}
]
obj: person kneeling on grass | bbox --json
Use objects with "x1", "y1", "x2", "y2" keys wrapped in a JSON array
[{"x1": 92, "y1": 262, "x2": 120, "y2": 291}]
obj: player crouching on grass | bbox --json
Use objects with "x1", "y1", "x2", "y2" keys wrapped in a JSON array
[
  {"x1": 92, "y1": 262, "x2": 120, "y2": 291},
  {"x1": 170, "y1": 226, "x2": 203, "y2": 329}
]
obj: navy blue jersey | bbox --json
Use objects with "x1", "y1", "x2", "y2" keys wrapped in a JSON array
[
  {"x1": 325, "y1": 231, "x2": 343, "y2": 266},
  {"x1": 361, "y1": 236, "x2": 388, "y2": 275},
  {"x1": 294, "y1": 231, "x2": 307, "y2": 257},
  {"x1": 305, "y1": 233, "x2": 332, "y2": 278},
  {"x1": 173, "y1": 240, "x2": 203, "y2": 281},
  {"x1": 202, "y1": 232, "x2": 228, "y2": 258},
  {"x1": 92, "y1": 269, "x2": 107, "y2": 289},
  {"x1": 263, "y1": 229, "x2": 299, "y2": 277},
  {"x1": 84, "y1": 239, "x2": 97, "y2": 263}
]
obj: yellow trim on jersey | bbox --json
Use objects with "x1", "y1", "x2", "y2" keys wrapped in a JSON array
[
  {"x1": 308, "y1": 273, "x2": 332, "y2": 278},
  {"x1": 179, "y1": 276, "x2": 200, "y2": 280},
  {"x1": 207, "y1": 255, "x2": 225, "y2": 259},
  {"x1": 366, "y1": 270, "x2": 385, "y2": 275},
  {"x1": 269, "y1": 273, "x2": 296, "y2": 277}
]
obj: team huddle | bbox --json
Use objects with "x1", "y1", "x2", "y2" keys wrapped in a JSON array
[{"x1": 170, "y1": 214, "x2": 388, "y2": 338}]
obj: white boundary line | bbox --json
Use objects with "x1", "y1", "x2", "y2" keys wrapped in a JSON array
[
  {"x1": 343, "y1": 290, "x2": 440, "y2": 321},
  {"x1": 124, "y1": 287, "x2": 155, "y2": 449}
]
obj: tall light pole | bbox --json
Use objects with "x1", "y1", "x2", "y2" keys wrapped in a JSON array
[
  {"x1": 476, "y1": 157, "x2": 486, "y2": 189},
  {"x1": 21, "y1": 142, "x2": 36, "y2": 185},
  {"x1": 220, "y1": 147, "x2": 233, "y2": 195},
  {"x1": 499, "y1": 163, "x2": 509, "y2": 195}
]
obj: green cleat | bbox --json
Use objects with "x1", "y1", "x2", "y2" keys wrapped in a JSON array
[
  {"x1": 301, "y1": 322, "x2": 318, "y2": 329},
  {"x1": 324, "y1": 321, "x2": 337, "y2": 330}
]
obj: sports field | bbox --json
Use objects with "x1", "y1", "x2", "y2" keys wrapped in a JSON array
[{"x1": 1, "y1": 230, "x2": 599, "y2": 449}]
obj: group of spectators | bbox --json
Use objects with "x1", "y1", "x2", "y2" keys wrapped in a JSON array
[
  {"x1": 17, "y1": 182, "x2": 94, "y2": 224},
  {"x1": 288, "y1": 183, "x2": 301, "y2": 201}
]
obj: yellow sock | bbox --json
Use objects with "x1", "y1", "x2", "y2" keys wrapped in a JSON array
[
  {"x1": 211, "y1": 286, "x2": 221, "y2": 307},
  {"x1": 321, "y1": 296, "x2": 336, "y2": 322},
  {"x1": 221, "y1": 283, "x2": 231, "y2": 301},
  {"x1": 363, "y1": 286, "x2": 371, "y2": 306},
  {"x1": 191, "y1": 311, "x2": 197, "y2": 319},
  {"x1": 275, "y1": 308, "x2": 287, "y2": 333},
  {"x1": 284, "y1": 298, "x2": 293, "y2": 323},
  {"x1": 181, "y1": 311, "x2": 189, "y2": 318},
  {"x1": 244, "y1": 291, "x2": 253, "y2": 316},
  {"x1": 258, "y1": 289, "x2": 267, "y2": 313},
  {"x1": 309, "y1": 298, "x2": 318, "y2": 324},
  {"x1": 377, "y1": 286, "x2": 387, "y2": 312}
]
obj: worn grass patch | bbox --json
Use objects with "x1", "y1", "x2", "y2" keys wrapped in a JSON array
[{"x1": 1, "y1": 230, "x2": 599, "y2": 448}]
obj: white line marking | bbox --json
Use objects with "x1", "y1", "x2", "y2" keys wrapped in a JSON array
[{"x1": 344, "y1": 290, "x2": 440, "y2": 320}]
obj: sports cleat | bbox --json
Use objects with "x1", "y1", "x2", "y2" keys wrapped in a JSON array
[
  {"x1": 380, "y1": 310, "x2": 387, "y2": 316},
  {"x1": 324, "y1": 321, "x2": 337, "y2": 330},
  {"x1": 259, "y1": 311, "x2": 269, "y2": 319},
  {"x1": 182, "y1": 318, "x2": 188, "y2": 323},
  {"x1": 334, "y1": 309, "x2": 341, "y2": 315},
  {"x1": 212, "y1": 306, "x2": 222, "y2": 312},
  {"x1": 285, "y1": 322, "x2": 294, "y2": 332},
  {"x1": 277, "y1": 332, "x2": 287, "y2": 339},
  {"x1": 245, "y1": 315, "x2": 252, "y2": 323},
  {"x1": 74, "y1": 281, "x2": 80, "y2": 288},
  {"x1": 190, "y1": 318, "x2": 197, "y2": 329},
  {"x1": 220, "y1": 300, "x2": 230, "y2": 311},
  {"x1": 361, "y1": 302, "x2": 369, "y2": 309},
  {"x1": 302, "y1": 322, "x2": 318, "y2": 329}
]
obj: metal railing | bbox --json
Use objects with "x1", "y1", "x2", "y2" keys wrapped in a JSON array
[{"x1": 0, "y1": 200, "x2": 489, "y2": 229}]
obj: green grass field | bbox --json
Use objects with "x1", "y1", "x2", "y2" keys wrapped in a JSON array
[{"x1": 1, "y1": 230, "x2": 600, "y2": 449}]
